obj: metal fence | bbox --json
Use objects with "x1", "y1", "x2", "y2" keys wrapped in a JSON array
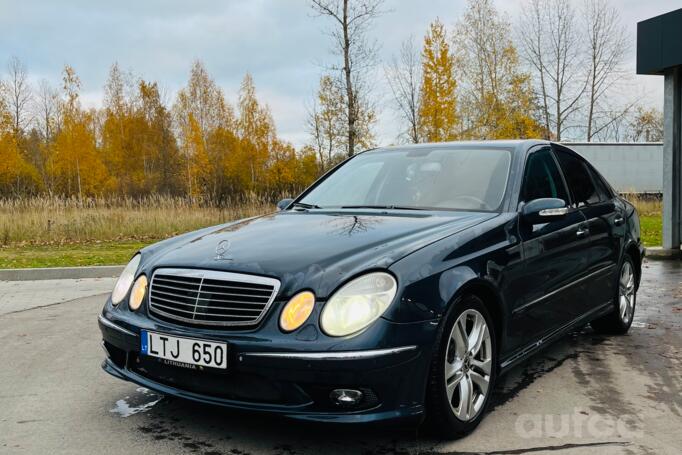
[{"x1": 562, "y1": 142, "x2": 663, "y2": 194}]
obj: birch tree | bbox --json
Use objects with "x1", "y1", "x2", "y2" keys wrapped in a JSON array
[
  {"x1": 385, "y1": 36, "x2": 422, "y2": 143},
  {"x1": 454, "y1": 0, "x2": 542, "y2": 139},
  {"x1": 307, "y1": 75, "x2": 345, "y2": 171},
  {"x1": 173, "y1": 60, "x2": 234, "y2": 195},
  {"x1": 310, "y1": 0, "x2": 383, "y2": 156},
  {"x1": 519, "y1": 0, "x2": 587, "y2": 140},
  {"x1": 34, "y1": 80, "x2": 60, "y2": 143},
  {"x1": 3, "y1": 57, "x2": 33, "y2": 134},
  {"x1": 583, "y1": 0, "x2": 629, "y2": 141}
]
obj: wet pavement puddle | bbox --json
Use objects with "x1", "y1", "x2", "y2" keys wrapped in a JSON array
[{"x1": 110, "y1": 387, "x2": 164, "y2": 417}]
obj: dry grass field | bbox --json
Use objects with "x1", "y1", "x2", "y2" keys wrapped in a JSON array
[
  {"x1": 0, "y1": 196, "x2": 273, "y2": 245},
  {"x1": 0, "y1": 195, "x2": 663, "y2": 269},
  {"x1": 0, "y1": 196, "x2": 274, "y2": 268}
]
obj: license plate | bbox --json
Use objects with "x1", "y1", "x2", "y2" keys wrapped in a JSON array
[{"x1": 140, "y1": 330, "x2": 228, "y2": 369}]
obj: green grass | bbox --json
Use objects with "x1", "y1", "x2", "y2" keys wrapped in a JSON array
[
  {"x1": 640, "y1": 214, "x2": 662, "y2": 247},
  {"x1": 0, "y1": 241, "x2": 154, "y2": 269}
]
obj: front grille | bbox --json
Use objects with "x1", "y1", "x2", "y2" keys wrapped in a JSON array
[{"x1": 148, "y1": 268, "x2": 280, "y2": 327}]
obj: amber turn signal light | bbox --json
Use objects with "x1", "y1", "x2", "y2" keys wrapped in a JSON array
[
  {"x1": 280, "y1": 291, "x2": 315, "y2": 332},
  {"x1": 128, "y1": 275, "x2": 148, "y2": 311}
]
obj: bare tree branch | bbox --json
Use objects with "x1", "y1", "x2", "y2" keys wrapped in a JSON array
[
  {"x1": 3, "y1": 56, "x2": 33, "y2": 133},
  {"x1": 583, "y1": 0, "x2": 629, "y2": 141},
  {"x1": 33, "y1": 79, "x2": 60, "y2": 142},
  {"x1": 385, "y1": 36, "x2": 421, "y2": 143},
  {"x1": 519, "y1": 0, "x2": 587, "y2": 140},
  {"x1": 310, "y1": 0, "x2": 385, "y2": 156}
]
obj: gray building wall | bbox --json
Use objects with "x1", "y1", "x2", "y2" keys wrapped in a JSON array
[{"x1": 562, "y1": 142, "x2": 663, "y2": 193}]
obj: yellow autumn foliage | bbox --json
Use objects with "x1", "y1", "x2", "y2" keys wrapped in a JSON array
[
  {"x1": 454, "y1": 0, "x2": 543, "y2": 140},
  {"x1": 0, "y1": 62, "x2": 318, "y2": 202},
  {"x1": 418, "y1": 19, "x2": 459, "y2": 142}
]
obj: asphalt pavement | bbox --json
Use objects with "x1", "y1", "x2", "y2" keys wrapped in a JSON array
[{"x1": 0, "y1": 261, "x2": 681, "y2": 454}]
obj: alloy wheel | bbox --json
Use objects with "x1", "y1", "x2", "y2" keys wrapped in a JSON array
[
  {"x1": 444, "y1": 309, "x2": 492, "y2": 422},
  {"x1": 619, "y1": 261, "x2": 636, "y2": 324}
]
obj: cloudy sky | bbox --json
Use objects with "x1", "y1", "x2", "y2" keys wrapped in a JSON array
[{"x1": 0, "y1": 0, "x2": 677, "y2": 146}]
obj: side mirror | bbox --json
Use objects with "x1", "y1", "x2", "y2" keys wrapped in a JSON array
[
  {"x1": 521, "y1": 198, "x2": 568, "y2": 224},
  {"x1": 276, "y1": 198, "x2": 294, "y2": 211}
]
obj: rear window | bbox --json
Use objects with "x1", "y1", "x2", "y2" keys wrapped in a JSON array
[
  {"x1": 554, "y1": 150, "x2": 601, "y2": 207},
  {"x1": 585, "y1": 165, "x2": 613, "y2": 201}
]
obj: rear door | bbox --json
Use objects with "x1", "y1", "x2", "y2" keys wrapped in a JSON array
[
  {"x1": 509, "y1": 148, "x2": 590, "y2": 348},
  {"x1": 553, "y1": 146, "x2": 620, "y2": 310}
]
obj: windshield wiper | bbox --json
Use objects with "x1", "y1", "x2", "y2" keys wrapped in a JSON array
[
  {"x1": 292, "y1": 202, "x2": 322, "y2": 209},
  {"x1": 339, "y1": 205, "x2": 426, "y2": 211}
]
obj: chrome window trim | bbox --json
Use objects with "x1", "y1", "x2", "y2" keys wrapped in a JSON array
[
  {"x1": 242, "y1": 345, "x2": 417, "y2": 360},
  {"x1": 148, "y1": 268, "x2": 281, "y2": 327},
  {"x1": 98, "y1": 314, "x2": 138, "y2": 337}
]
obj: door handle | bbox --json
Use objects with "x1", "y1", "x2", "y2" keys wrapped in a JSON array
[
  {"x1": 614, "y1": 216, "x2": 625, "y2": 226},
  {"x1": 576, "y1": 227, "x2": 590, "y2": 238}
]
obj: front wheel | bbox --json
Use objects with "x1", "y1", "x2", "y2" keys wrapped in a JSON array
[
  {"x1": 424, "y1": 295, "x2": 497, "y2": 438},
  {"x1": 591, "y1": 255, "x2": 637, "y2": 334}
]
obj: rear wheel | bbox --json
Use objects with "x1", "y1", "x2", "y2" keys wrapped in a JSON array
[
  {"x1": 591, "y1": 254, "x2": 637, "y2": 334},
  {"x1": 425, "y1": 295, "x2": 497, "y2": 438}
]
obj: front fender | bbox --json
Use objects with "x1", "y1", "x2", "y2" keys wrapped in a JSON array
[
  {"x1": 438, "y1": 266, "x2": 478, "y2": 306},
  {"x1": 384, "y1": 213, "x2": 519, "y2": 324}
]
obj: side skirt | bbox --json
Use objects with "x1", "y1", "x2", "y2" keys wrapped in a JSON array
[{"x1": 498, "y1": 301, "x2": 613, "y2": 374}]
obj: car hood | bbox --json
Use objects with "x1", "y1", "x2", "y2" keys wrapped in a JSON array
[{"x1": 143, "y1": 209, "x2": 496, "y2": 298}]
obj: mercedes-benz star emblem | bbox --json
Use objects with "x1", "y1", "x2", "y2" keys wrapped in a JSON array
[{"x1": 214, "y1": 239, "x2": 231, "y2": 261}]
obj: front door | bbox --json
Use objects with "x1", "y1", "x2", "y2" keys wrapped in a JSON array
[{"x1": 508, "y1": 148, "x2": 591, "y2": 350}]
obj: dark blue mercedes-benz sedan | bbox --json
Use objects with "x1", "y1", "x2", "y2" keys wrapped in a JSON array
[{"x1": 99, "y1": 140, "x2": 643, "y2": 437}]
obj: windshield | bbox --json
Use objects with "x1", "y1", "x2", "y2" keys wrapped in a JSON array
[{"x1": 298, "y1": 147, "x2": 512, "y2": 211}]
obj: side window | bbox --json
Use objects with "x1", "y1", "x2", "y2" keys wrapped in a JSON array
[
  {"x1": 585, "y1": 165, "x2": 613, "y2": 201},
  {"x1": 521, "y1": 150, "x2": 569, "y2": 204},
  {"x1": 554, "y1": 150, "x2": 600, "y2": 207}
]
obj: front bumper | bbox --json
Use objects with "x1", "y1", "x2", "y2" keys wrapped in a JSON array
[{"x1": 98, "y1": 312, "x2": 436, "y2": 424}]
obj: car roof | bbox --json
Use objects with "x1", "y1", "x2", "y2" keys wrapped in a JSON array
[{"x1": 370, "y1": 139, "x2": 551, "y2": 154}]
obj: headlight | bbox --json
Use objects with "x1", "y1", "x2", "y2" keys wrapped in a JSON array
[
  {"x1": 280, "y1": 291, "x2": 315, "y2": 332},
  {"x1": 320, "y1": 272, "x2": 397, "y2": 337},
  {"x1": 128, "y1": 275, "x2": 148, "y2": 311},
  {"x1": 111, "y1": 254, "x2": 141, "y2": 305}
]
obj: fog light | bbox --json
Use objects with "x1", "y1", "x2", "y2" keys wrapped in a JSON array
[{"x1": 330, "y1": 389, "x2": 363, "y2": 407}]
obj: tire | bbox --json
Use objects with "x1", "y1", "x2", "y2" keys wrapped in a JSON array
[
  {"x1": 591, "y1": 254, "x2": 637, "y2": 335},
  {"x1": 424, "y1": 294, "x2": 497, "y2": 438}
]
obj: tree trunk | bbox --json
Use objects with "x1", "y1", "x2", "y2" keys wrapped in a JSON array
[
  {"x1": 76, "y1": 158, "x2": 82, "y2": 203},
  {"x1": 187, "y1": 158, "x2": 192, "y2": 196},
  {"x1": 556, "y1": 89, "x2": 562, "y2": 142},
  {"x1": 342, "y1": 0, "x2": 356, "y2": 157},
  {"x1": 587, "y1": 56, "x2": 597, "y2": 142}
]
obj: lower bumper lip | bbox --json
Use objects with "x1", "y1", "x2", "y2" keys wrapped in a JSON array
[{"x1": 101, "y1": 358, "x2": 425, "y2": 423}]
